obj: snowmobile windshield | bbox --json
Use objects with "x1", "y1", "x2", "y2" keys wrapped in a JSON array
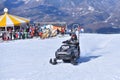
[{"x1": 61, "y1": 45, "x2": 70, "y2": 50}]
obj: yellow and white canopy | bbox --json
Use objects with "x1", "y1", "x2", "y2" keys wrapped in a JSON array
[{"x1": 0, "y1": 8, "x2": 30, "y2": 27}]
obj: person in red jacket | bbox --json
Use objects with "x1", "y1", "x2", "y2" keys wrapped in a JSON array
[{"x1": 61, "y1": 27, "x2": 65, "y2": 35}]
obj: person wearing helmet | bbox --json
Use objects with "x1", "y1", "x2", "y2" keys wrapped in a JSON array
[
  {"x1": 71, "y1": 34, "x2": 77, "y2": 41},
  {"x1": 62, "y1": 34, "x2": 79, "y2": 45},
  {"x1": 62, "y1": 33, "x2": 80, "y2": 53}
]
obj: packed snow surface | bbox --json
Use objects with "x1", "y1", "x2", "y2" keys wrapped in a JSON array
[{"x1": 0, "y1": 33, "x2": 120, "y2": 80}]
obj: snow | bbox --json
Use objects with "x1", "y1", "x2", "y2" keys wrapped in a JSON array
[
  {"x1": 88, "y1": 6, "x2": 95, "y2": 12},
  {"x1": 70, "y1": 1, "x2": 75, "y2": 7},
  {"x1": 22, "y1": 0, "x2": 30, "y2": 4},
  {"x1": 104, "y1": 14, "x2": 113, "y2": 23},
  {"x1": 21, "y1": 0, "x2": 41, "y2": 4},
  {"x1": 0, "y1": 33, "x2": 120, "y2": 80}
]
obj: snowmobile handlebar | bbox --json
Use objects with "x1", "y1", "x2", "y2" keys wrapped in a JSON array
[{"x1": 62, "y1": 40, "x2": 79, "y2": 45}]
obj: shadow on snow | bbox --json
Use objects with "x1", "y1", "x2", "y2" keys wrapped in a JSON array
[{"x1": 77, "y1": 55, "x2": 101, "y2": 64}]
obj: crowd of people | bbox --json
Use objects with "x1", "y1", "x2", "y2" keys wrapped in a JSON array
[{"x1": 0, "y1": 25, "x2": 66, "y2": 41}]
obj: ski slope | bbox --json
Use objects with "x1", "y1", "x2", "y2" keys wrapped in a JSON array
[{"x1": 0, "y1": 33, "x2": 120, "y2": 80}]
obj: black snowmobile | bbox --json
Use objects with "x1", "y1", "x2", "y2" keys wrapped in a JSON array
[
  {"x1": 49, "y1": 40, "x2": 80, "y2": 65},
  {"x1": 50, "y1": 24, "x2": 81, "y2": 65}
]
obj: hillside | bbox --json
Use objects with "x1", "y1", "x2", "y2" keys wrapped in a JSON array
[{"x1": 0, "y1": 0, "x2": 120, "y2": 33}]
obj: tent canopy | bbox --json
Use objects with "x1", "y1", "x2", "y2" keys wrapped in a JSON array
[{"x1": 0, "y1": 8, "x2": 30, "y2": 28}]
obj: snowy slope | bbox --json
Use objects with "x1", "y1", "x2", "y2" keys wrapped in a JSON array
[{"x1": 0, "y1": 34, "x2": 120, "y2": 80}]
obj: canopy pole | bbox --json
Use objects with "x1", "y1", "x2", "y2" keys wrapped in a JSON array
[
  {"x1": 5, "y1": 26, "x2": 7, "y2": 32},
  {"x1": 13, "y1": 26, "x2": 15, "y2": 31},
  {"x1": 20, "y1": 25, "x2": 22, "y2": 31}
]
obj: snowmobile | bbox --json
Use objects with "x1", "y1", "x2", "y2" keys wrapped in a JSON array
[
  {"x1": 49, "y1": 41, "x2": 80, "y2": 65},
  {"x1": 50, "y1": 23, "x2": 81, "y2": 65}
]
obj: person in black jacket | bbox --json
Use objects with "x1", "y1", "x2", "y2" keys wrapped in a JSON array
[
  {"x1": 62, "y1": 33, "x2": 80, "y2": 55},
  {"x1": 63, "y1": 34, "x2": 78, "y2": 44}
]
